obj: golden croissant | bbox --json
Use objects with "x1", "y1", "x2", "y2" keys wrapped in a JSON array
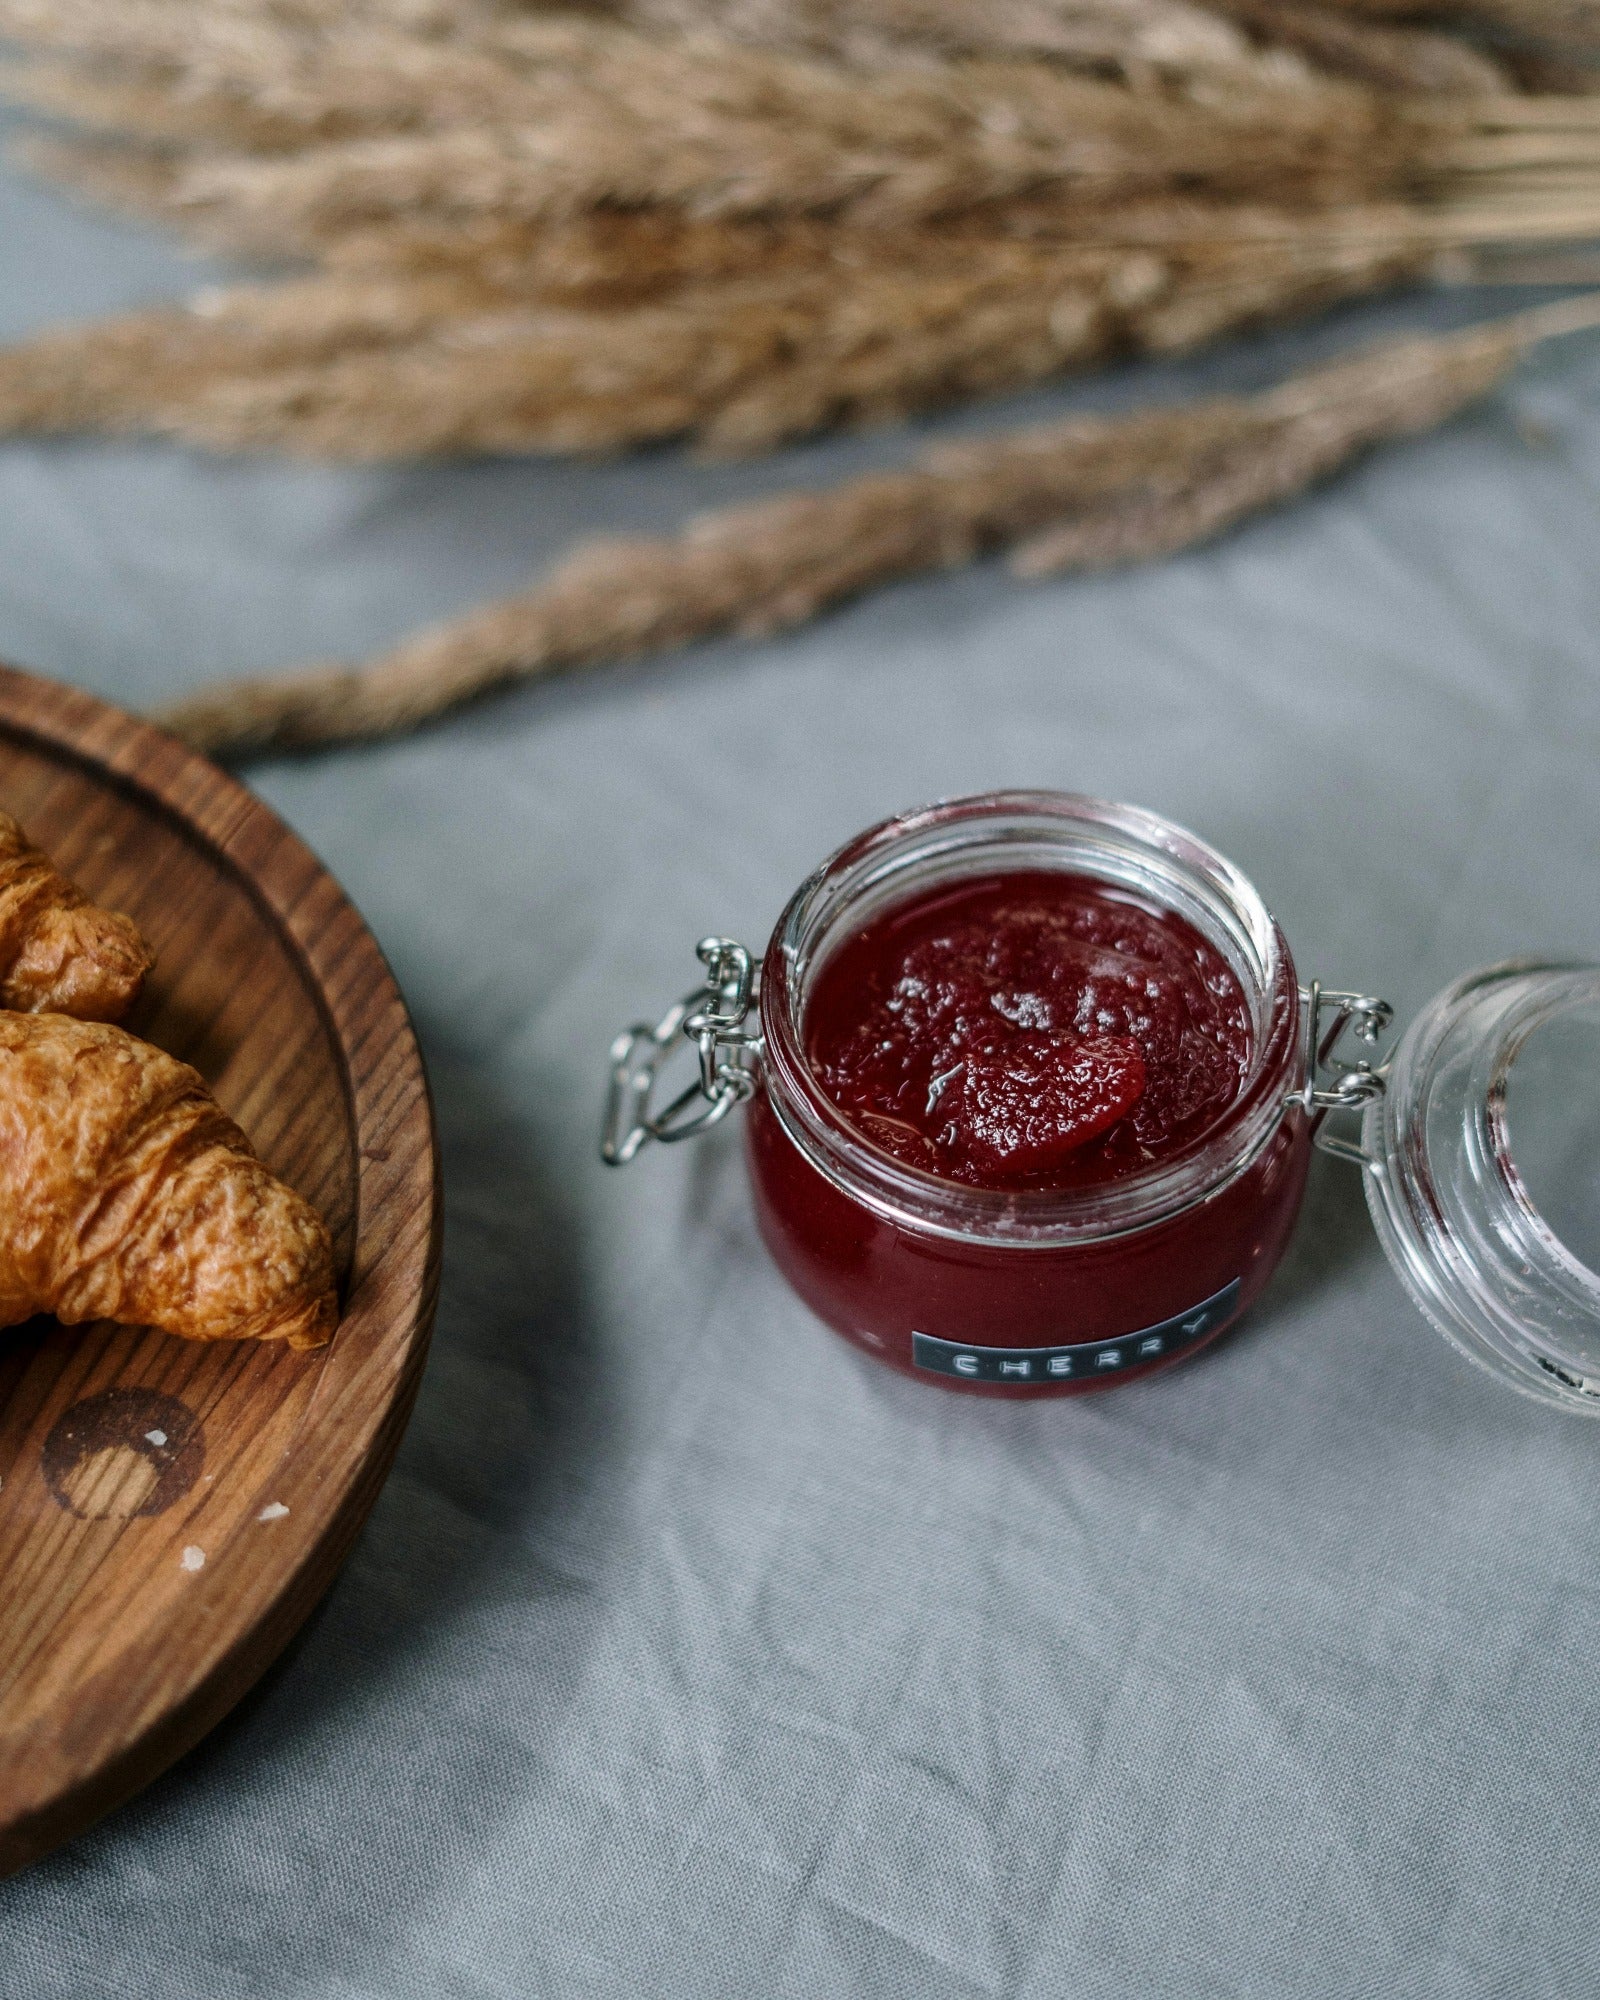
[
  {"x1": 0, "y1": 1013, "x2": 337, "y2": 1348},
  {"x1": 0, "y1": 809, "x2": 152, "y2": 1021}
]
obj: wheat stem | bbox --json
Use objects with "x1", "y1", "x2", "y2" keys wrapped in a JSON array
[{"x1": 155, "y1": 301, "x2": 1599, "y2": 760}]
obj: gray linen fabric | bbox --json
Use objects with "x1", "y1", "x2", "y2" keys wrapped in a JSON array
[{"x1": 4, "y1": 121, "x2": 1600, "y2": 2000}]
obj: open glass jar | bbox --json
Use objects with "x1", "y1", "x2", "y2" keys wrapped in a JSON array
[{"x1": 604, "y1": 792, "x2": 1600, "y2": 1410}]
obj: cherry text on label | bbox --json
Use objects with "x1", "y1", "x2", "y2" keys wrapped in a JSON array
[{"x1": 910, "y1": 1279, "x2": 1241, "y2": 1384}]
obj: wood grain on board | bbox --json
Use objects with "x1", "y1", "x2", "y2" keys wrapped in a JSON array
[{"x1": 0, "y1": 663, "x2": 441, "y2": 1875}]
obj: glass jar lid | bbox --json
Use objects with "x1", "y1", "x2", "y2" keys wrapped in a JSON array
[{"x1": 1361, "y1": 961, "x2": 1600, "y2": 1412}]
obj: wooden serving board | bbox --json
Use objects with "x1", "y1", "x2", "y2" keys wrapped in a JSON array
[{"x1": 0, "y1": 664, "x2": 440, "y2": 1874}]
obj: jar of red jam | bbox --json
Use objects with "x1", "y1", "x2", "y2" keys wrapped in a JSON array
[{"x1": 605, "y1": 792, "x2": 1600, "y2": 1412}]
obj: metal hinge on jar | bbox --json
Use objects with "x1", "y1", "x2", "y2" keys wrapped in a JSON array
[
  {"x1": 1292, "y1": 981, "x2": 1394, "y2": 1169},
  {"x1": 601, "y1": 938, "x2": 762, "y2": 1164}
]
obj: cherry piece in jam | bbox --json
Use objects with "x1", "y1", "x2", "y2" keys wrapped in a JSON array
[{"x1": 805, "y1": 870, "x2": 1253, "y2": 1191}]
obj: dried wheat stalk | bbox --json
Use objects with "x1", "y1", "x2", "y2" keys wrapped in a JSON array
[
  {"x1": 624, "y1": 0, "x2": 1266, "y2": 74},
  {"x1": 155, "y1": 296, "x2": 1600, "y2": 760},
  {"x1": 7, "y1": 0, "x2": 1600, "y2": 457},
  {"x1": 5, "y1": 1, "x2": 1592, "y2": 759},
  {"x1": 3, "y1": 10, "x2": 1589, "y2": 254},
  {"x1": 644, "y1": 0, "x2": 1527, "y2": 91},
  {"x1": 0, "y1": 214, "x2": 1440, "y2": 454},
  {"x1": 1290, "y1": 0, "x2": 1599, "y2": 88},
  {"x1": 624, "y1": 0, "x2": 1597, "y2": 68},
  {"x1": 1310, "y1": 0, "x2": 1600, "y2": 46},
  {"x1": 0, "y1": 41, "x2": 1428, "y2": 251},
  {"x1": 0, "y1": 0, "x2": 1509, "y2": 130},
  {"x1": 0, "y1": 0, "x2": 1543, "y2": 113},
  {"x1": 1208, "y1": 3, "x2": 1512, "y2": 92},
  {"x1": 10, "y1": 174, "x2": 1600, "y2": 456}
]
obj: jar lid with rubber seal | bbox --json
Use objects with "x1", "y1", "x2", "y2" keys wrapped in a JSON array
[{"x1": 603, "y1": 791, "x2": 1600, "y2": 1410}]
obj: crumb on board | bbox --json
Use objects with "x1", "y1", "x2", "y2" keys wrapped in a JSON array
[
  {"x1": 145, "y1": 1429, "x2": 167, "y2": 1447},
  {"x1": 258, "y1": 1501, "x2": 290, "y2": 1522},
  {"x1": 180, "y1": 1545, "x2": 206, "y2": 1571}
]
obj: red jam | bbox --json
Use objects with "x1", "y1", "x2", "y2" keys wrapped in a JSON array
[
  {"x1": 745, "y1": 833, "x2": 1310, "y2": 1397},
  {"x1": 805, "y1": 871, "x2": 1253, "y2": 1191}
]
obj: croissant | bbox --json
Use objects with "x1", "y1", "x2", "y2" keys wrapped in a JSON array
[
  {"x1": 0, "y1": 808, "x2": 153, "y2": 1021},
  {"x1": 0, "y1": 1013, "x2": 337, "y2": 1348}
]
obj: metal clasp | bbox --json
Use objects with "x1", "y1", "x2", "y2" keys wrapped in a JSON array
[
  {"x1": 601, "y1": 937, "x2": 762, "y2": 1165},
  {"x1": 1291, "y1": 981, "x2": 1393, "y2": 1171}
]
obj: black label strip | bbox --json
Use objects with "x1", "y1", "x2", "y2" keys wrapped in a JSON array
[{"x1": 910, "y1": 1278, "x2": 1241, "y2": 1385}]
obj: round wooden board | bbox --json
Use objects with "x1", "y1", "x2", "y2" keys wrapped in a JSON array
[{"x1": 0, "y1": 663, "x2": 440, "y2": 1875}]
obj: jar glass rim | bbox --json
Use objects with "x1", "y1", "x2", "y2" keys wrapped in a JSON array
[
  {"x1": 1362, "y1": 959, "x2": 1600, "y2": 1412},
  {"x1": 758, "y1": 791, "x2": 1302, "y2": 1245}
]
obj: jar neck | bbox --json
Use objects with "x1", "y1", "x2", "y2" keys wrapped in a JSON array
[{"x1": 758, "y1": 792, "x2": 1303, "y2": 1246}]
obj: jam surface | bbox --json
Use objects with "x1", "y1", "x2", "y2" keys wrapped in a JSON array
[{"x1": 805, "y1": 869, "x2": 1253, "y2": 1191}]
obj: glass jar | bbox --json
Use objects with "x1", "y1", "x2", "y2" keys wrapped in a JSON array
[{"x1": 605, "y1": 791, "x2": 1600, "y2": 1411}]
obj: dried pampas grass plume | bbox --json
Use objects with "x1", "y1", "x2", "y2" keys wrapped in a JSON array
[
  {"x1": 157, "y1": 296, "x2": 1600, "y2": 761},
  {"x1": 3, "y1": 2, "x2": 1600, "y2": 458},
  {"x1": 0, "y1": 213, "x2": 1444, "y2": 456},
  {"x1": 2, "y1": 1, "x2": 1598, "y2": 760}
]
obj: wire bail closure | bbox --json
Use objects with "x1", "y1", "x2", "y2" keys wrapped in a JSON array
[
  {"x1": 601, "y1": 937, "x2": 763, "y2": 1165},
  {"x1": 1293, "y1": 980, "x2": 1394, "y2": 1170},
  {"x1": 604, "y1": 956, "x2": 1394, "y2": 1172}
]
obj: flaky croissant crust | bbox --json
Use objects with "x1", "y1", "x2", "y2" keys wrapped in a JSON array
[
  {"x1": 0, "y1": 809, "x2": 153, "y2": 1021},
  {"x1": 0, "y1": 1013, "x2": 336, "y2": 1348}
]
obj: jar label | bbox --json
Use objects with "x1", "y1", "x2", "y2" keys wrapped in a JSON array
[{"x1": 910, "y1": 1278, "x2": 1241, "y2": 1384}]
